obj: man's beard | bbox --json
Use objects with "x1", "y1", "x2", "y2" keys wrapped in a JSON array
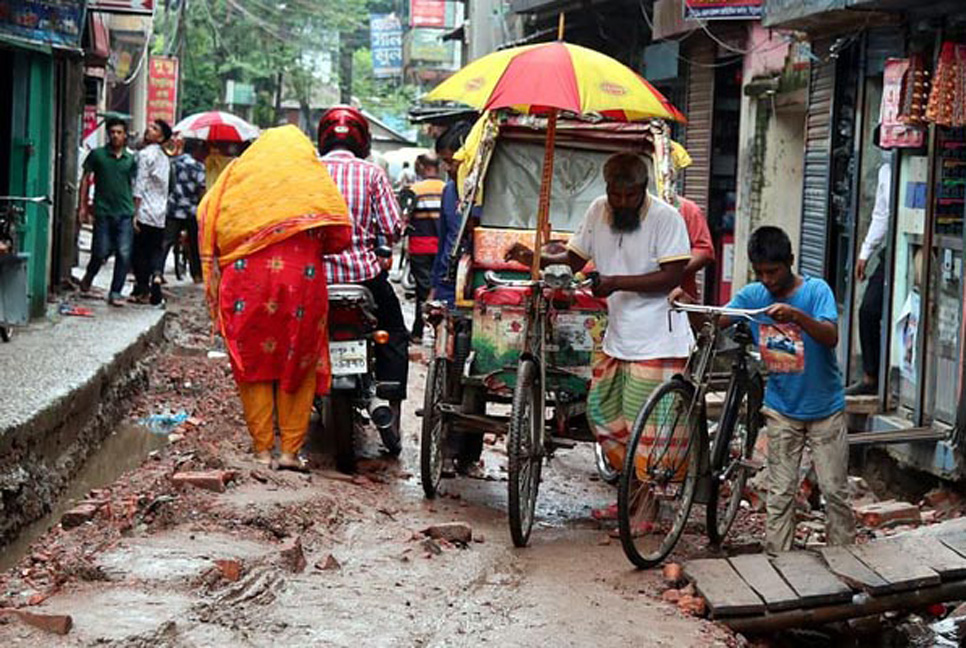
[{"x1": 611, "y1": 199, "x2": 644, "y2": 233}]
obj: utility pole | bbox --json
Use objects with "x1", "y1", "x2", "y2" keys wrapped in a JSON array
[{"x1": 176, "y1": 0, "x2": 187, "y2": 120}]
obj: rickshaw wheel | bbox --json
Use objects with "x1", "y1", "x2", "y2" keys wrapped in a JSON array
[
  {"x1": 420, "y1": 357, "x2": 448, "y2": 498},
  {"x1": 508, "y1": 358, "x2": 543, "y2": 548}
]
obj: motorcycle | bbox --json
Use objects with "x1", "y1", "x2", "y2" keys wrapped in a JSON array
[{"x1": 319, "y1": 246, "x2": 402, "y2": 473}]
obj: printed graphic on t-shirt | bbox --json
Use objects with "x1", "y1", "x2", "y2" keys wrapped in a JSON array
[{"x1": 760, "y1": 324, "x2": 805, "y2": 374}]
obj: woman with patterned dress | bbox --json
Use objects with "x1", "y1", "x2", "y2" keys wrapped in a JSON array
[{"x1": 200, "y1": 125, "x2": 351, "y2": 469}]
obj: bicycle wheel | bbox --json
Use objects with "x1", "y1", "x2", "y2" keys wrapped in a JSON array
[
  {"x1": 706, "y1": 373, "x2": 762, "y2": 545},
  {"x1": 618, "y1": 379, "x2": 703, "y2": 569},
  {"x1": 420, "y1": 357, "x2": 448, "y2": 498},
  {"x1": 508, "y1": 358, "x2": 543, "y2": 548}
]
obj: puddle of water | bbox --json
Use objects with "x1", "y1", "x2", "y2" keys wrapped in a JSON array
[{"x1": 0, "y1": 422, "x2": 169, "y2": 571}]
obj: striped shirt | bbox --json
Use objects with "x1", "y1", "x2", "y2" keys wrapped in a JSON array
[
  {"x1": 322, "y1": 150, "x2": 402, "y2": 283},
  {"x1": 408, "y1": 178, "x2": 445, "y2": 256}
]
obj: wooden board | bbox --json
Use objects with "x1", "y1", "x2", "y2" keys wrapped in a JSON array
[
  {"x1": 770, "y1": 552, "x2": 853, "y2": 606},
  {"x1": 728, "y1": 554, "x2": 800, "y2": 611},
  {"x1": 848, "y1": 540, "x2": 940, "y2": 592},
  {"x1": 684, "y1": 559, "x2": 766, "y2": 617},
  {"x1": 937, "y1": 529, "x2": 966, "y2": 559},
  {"x1": 901, "y1": 536, "x2": 966, "y2": 580},
  {"x1": 819, "y1": 546, "x2": 891, "y2": 595}
]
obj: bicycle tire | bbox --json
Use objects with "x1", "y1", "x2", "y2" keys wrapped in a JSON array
[
  {"x1": 508, "y1": 358, "x2": 543, "y2": 548},
  {"x1": 706, "y1": 373, "x2": 762, "y2": 545},
  {"x1": 618, "y1": 378, "x2": 703, "y2": 569},
  {"x1": 420, "y1": 357, "x2": 447, "y2": 498}
]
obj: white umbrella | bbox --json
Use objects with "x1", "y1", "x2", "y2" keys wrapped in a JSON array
[{"x1": 172, "y1": 111, "x2": 259, "y2": 142}]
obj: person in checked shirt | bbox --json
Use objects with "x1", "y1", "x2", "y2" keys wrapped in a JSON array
[
  {"x1": 317, "y1": 105, "x2": 408, "y2": 455},
  {"x1": 132, "y1": 119, "x2": 172, "y2": 306}
]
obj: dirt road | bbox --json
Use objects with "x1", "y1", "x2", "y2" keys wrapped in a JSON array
[{"x1": 0, "y1": 288, "x2": 736, "y2": 647}]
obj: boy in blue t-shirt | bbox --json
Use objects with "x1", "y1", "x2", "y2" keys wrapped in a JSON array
[{"x1": 726, "y1": 226, "x2": 855, "y2": 553}]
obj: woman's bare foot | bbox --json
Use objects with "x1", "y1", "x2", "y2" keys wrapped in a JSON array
[
  {"x1": 254, "y1": 450, "x2": 272, "y2": 465},
  {"x1": 277, "y1": 452, "x2": 309, "y2": 472}
]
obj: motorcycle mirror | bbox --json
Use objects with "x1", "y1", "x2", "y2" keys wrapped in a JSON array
[{"x1": 375, "y1": 245, "x2": 393, "y2": 259}]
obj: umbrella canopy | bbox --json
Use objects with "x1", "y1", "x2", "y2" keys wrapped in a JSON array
[
  {"x1": 422, "y1": 41, "x2": 685, "y2": 123},
  {"x1": 173, "y1": 111, "x2": 260, "y2": 143}
]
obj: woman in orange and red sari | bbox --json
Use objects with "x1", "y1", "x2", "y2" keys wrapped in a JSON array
[{"x1": 200, "y1": 125, "x2": 351, "y2": 470}]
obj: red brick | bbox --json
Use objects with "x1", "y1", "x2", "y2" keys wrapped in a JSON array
[
  {"x1": 171, "y1": 470, "x2": 232, "y2": 493},
  {"x1": 854, "y1": 500, "x2": 921, "y2": 529},
  {"x1": 922, "y1": 488, "x2": 962, "y2": 509},
  {"x1": 61, "y1": 503, "x2": 99, "y2": 529},
  {"x1": 421, "y1": 522, "x2": 472, "y2": 545},
  {"x1": 4, "y1": 611, "x2": 73, "y2": 635},
  {"x1": 279, "y1": 536, "x2": 307, "y2": 573},
  {"x1": 677, "y1": 594, "x2": 707, "y2": 617},
  {"x1": 214, "y1": 559, "x2": 242, "y2": 582}
]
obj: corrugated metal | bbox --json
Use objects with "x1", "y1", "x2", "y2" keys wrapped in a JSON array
[
  {"x1": 683, "y1": 38, "x2": 715, "y2": 217},
  {"x1": 799, "y1": 39, "x2": 835, "y2": 279}
]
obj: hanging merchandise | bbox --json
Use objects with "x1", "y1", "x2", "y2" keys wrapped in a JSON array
[
  {"x1": 881, "y1": 59, "x2": 926, "y2": 148},
  {"x1": 925, "y1": 42, "x2": 966, "y2": 128},
  {"x1": 898, "y1": 52, "x2": 930, "y2": 126}
]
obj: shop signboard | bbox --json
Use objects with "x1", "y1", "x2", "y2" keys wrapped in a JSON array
[
  {"x1": 88, "y1": 0, "x2": 153, "y2": 15},
  {"x1": 146, "y1": 56, "x2": 178, "y2": 126},
  {"x1": 370, "y1": 13, "x2": 403, "y2": 78},
  {"x1": 0, "y1": 0, "x2": 85, "y2": 48},
  {"x1": 685, "y1": 0, "x2": 761, "y2": 20},
  {"x1": 410, "y1": 0, "x2": 445, "y2": 28},
  {"x1": 407, "y1": 28, "x2": 460, "y2": 70}
]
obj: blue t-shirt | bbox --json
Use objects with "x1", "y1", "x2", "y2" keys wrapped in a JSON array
[
  {"x1": 432, "y1": 180, "x2": 479, "y2": 306},
  {"x1": 727, "y1": 276, "x2": 844, "y2": 421}
]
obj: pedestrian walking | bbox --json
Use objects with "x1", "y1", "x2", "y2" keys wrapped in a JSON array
[
  {"x1": 726, "y1": 226, "x2": 856, "y2": 553},
  {"x1": 408, "y1": 154, "x2": 445, "y2": 343},
  {"x1": 200, "y1": 125, "x2": 351, "y2": 469},
  {"x1": 164, "y1": 138, "x2": 207, "y2": 283},
  {"x1": 131, "y1": 119, "x2": 172, "y2": 305},
  {"x1": 78, "y1": 117, "x2": 137, "y2": 307}
]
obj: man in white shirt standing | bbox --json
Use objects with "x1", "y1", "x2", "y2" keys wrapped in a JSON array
[
  {"x1": 505, "y1": 153, "x2": 693, "y2": 519},
  {"x1": 132, "y1": 119, "x2": 172, "y2": 306},
  {"x1": 848, "y1": 125, "x2": 892, "y2": 396}
]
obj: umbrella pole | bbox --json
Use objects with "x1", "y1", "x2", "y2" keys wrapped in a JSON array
[{"x1": 531, "y1": 108, "x2": 558, "y2": 280}]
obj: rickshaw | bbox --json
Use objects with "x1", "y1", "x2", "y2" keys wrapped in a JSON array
[{"x1": 420, "y1": 112, "x2": 681, "y2": 546}]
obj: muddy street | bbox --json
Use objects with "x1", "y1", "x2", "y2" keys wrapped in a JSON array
[{"x1": 0, "y1": 286, "x2": 734, "y2": 647}]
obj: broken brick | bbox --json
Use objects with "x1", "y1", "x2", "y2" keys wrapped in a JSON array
[
  {"x1": 677, "y1": 594, "x2": 707, "y2": 617},
  {"x1": 61, "y1": 503, "x2": 99, "y2": 529},
  {"x1": 214, "y1": 559, "x2": 242, "y2": 582},
  {"x1": 279, "y1": 536, "x2": 307, "y2": 573},
  {"x1": 315, "y1": 554, "x2": 341, "y2": 571},
  {"x1": 421, "y1": 522, "x2": 472, "y2": 545},
  {"x1": 171, "y1": 470, "x2": 234, "y2": 493},
  {"x1": 3, "y1": 611, "x2": 73, "y2": 635},
  {"x1": 663, "y1": 563, "x2": 684, "y2": 587},
  {"x1": 854, "y1": 500, "x2": 921, "y2": 529},
  {"x1": 662, "y1": 588, "x2": 682, "y2": 603},
  {"x1": 922, "y1": 488, "x2": 962, "y2": 510}
]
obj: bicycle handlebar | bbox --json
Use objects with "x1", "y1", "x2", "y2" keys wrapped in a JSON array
[
  {"x1": 671, "y1": 302, "x2": 769, "y2": 321},
  {"x1": 483, "y1": 270, "x2": 597, "y2": 290}
]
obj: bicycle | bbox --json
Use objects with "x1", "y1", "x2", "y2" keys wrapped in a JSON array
[{"x1": 617, "y1": 302, "x2": 766, "y2": 569}]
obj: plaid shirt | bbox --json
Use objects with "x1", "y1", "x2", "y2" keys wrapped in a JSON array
[
  {"x1": 167, "y1": 154, "x2": 206, "y2": 220},
  {"x1": 322, "y1": 150, "x2": 402, "y2": 283}
]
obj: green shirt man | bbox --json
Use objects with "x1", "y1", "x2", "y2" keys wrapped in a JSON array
[{"x1": 82, "y1": 145, "x2": 137, "y2": 219}]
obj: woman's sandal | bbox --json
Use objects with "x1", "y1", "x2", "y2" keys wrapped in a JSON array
[{"x1": 276, "y1": 454, "x2": 310, "y2": 473}]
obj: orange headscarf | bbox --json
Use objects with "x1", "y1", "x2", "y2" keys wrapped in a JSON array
[{"x1": 199, "y1": 125, "x2": 351, "y2": 320}]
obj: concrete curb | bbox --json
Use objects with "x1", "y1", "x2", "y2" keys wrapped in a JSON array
[{"x1": 0, "y1": 312, "x2": 168, "y2": 550}]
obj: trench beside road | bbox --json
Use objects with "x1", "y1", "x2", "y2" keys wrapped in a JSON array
[{"x1": 0, "y1": 286, "x2": 734, "y2": 647}]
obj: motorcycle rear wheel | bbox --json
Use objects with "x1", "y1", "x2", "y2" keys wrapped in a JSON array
[{"x1": 324, "y1": 395, "x2": 356, "y2": 474}]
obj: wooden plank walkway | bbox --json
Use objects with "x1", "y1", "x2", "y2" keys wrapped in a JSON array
[{"x1": 684, "y1": 519, "x2": 966, "y2": 629}]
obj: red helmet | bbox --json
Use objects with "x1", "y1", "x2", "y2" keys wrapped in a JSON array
[{"x1": 317, "y1": 105, "x2": 371, "y2": 159}]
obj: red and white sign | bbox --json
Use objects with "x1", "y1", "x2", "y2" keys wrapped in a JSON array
[
  {"x1": 410, "y1": 0, "x2": 445, "y2": 28},
  {"x1": 88, "y1": 0, "x2": 154, "y2": 15},
  {"x1": 83, "y1": 105, "x2": 99, "y2": 140},
  {"x1": 146, "y1": 56, "x2": 179, "y2": 127}
]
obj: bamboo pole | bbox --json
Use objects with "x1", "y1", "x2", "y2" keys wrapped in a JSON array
[{"x1": 531, "y1": 109, "x2": 558, "y2": 280}]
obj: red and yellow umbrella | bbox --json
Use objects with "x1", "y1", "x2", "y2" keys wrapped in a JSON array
[
  {"x1": 423, "y1": 41, "x2": 685, "y2": 123},
  {"x1": 423, "y1": 33, "x2": 685, "y2": 277}
]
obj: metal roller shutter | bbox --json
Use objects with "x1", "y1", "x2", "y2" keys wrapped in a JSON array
[
  {"x1": 683, "y1": 38, "x2": 715, "y2": 217},
  {"x1": 799, "y1": 38, "x2": 835, "y2": 279}
]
